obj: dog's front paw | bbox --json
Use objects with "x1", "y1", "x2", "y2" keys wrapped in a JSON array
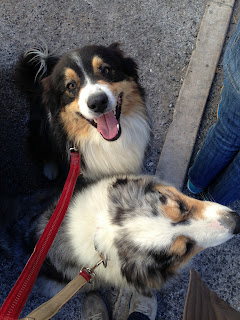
[{"x1": 43, "y1": 161, "x2": 59, "y2": 180}]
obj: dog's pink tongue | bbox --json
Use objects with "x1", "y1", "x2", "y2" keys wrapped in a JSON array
[{"x1": 97, "y1": 111, "x2": 118, "y2": 140}]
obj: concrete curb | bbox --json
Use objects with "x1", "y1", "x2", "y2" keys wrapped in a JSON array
[{"x1": 155, "y1": 0, "x2": 235, "y2": 190}]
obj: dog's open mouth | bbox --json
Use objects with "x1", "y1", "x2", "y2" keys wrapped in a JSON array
[{"x1": 78, "y1": 93, "x2": 123, "y2": 141}]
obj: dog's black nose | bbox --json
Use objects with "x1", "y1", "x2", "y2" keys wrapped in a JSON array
[
  {"x1": 221, "y1": 211, "x2": 240, "y2": 235},
  {"x1": 232, "y1": 211, "x2": 240, "y2": 234},
  {"x1": 87, "y1": 92, "x2": 108, "y2": 113}
]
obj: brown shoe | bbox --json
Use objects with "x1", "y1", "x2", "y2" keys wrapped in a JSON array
[{"x1": 81, "y1": 292, "x2": 110, "y2": 320}]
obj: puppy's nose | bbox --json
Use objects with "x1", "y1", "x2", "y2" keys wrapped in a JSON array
[
  {"x1": 220, "y1": 211, "x2": 240, "y2": 235},
  {"x1": 87, "y1": 92, "x2": 108, "y2": 113}
]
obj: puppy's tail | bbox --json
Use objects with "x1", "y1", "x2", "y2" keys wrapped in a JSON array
[{"x1": 14, "y1": 40, "x2": 58, "y2": 93}]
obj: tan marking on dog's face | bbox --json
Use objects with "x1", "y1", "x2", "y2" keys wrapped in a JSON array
[
  {"x1": 154, "y1": 184, "x2": 206, "y2": 223},
  {"x1": 92, "y1": 56, "x2": 113, "y2": 78},
  {"x1": 64, "y1": 68, "x2": 81, "y2": 86},
  {"x1": 92, "y1": 56, "x2": 104, "y2": 70},
  {"x1": 98, "y1": 79, "x2": 145, "y2": 116},
  {"x1": 92, "y1": 56, "x2": 105, "y2": 72},
  {"x1": 60, "y1": 99, "x2": 90, "y2": 140},
  {"x1": 64, "y1": 68, "x2": 81, "y2": 98}
]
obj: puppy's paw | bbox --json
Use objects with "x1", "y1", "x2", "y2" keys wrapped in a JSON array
[{"x1": 43, "y1": 161, "x2": 59, "y2": 180}]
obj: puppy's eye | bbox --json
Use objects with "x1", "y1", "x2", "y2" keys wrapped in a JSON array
[
  {"x1": 66, "y1": 82, "x2": 76, "y2": 90},
  {"x1": 99, "y1": 65, "x2": 111, "y2": 75}
]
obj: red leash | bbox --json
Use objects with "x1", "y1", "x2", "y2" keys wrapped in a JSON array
[{"x1": 0, "y1": 150, "x2": 80, "y2": 320}]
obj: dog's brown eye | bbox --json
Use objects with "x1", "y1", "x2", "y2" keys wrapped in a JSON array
[
  {"x1": 100, "y1": 65, "x2": 111, "y2": 75},
  {"x1": 66, "y1": 82, "x2": 76, "y2": 90}
]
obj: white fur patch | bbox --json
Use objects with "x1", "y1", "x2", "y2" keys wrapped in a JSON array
[
  {"x1": 123, "y1": 202, "x2": 233, "y2": 251},
  {"x1": 78, "y1": 83, "x2": 116, "y2": 119},
  {"x1": 67, "y1": 179, "x2": 126, "y2": 287}
]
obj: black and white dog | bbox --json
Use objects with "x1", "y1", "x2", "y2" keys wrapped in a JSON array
[
  {"x1": 15, "y1": 43, "x2": 150, "y2": 181},
  {"x1": 33, "y1": 175, "x2": 240, "y2": 297}
]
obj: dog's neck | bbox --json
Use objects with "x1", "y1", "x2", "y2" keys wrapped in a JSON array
[{"x1": 70, "y1": 112, "x2": 150, "y2": 180}]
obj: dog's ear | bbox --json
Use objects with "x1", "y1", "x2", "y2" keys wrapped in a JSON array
[
  {"x1": 108, "y1": 42, "x2": 122, "y2": 51},
  {"x1": 41, "y1": 76, "x2": 58, "y2": 110},
  {"x1": 41, "y1": 75, "x2": 51, "y2": 92},
  {"x1": 108, "y1": 43, "x2": 139, "y2": 81},
  {"x1": 122, "y1": 57, "x2": 139, "y2": 81}
]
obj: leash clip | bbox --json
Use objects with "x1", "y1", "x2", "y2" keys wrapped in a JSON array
[
  {"x1": 80, "y1": 256, "x2": 107, "y2": 283},
  {"x1": 69, "y1": 141, "x2": 78, "y2": 153},
  {"x1": 69, "y1": 146, "x2": 78, "y2": 153}
]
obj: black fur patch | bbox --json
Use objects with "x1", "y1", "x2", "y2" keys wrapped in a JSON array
[
  {"x1": 115, "y1": 234, "x2": 178, "y2": 295},
  {"x1": 112, "y1": 177, "x2": 129, "y2": 188},
  {"x1": 171, "y1": 219, "x2": 190, "y2": 227},
  {"x1": 177, "y1": 200, "x2": 188, "y2": 215},
  {"x1": 159, "y1": 193, "x2": 167, "y2": 204},
  {"x1": 144, "y1": 182, "x2": 155, "y2": 194},
  {"x1": 111, "y1": 206, "x2": 132, "y2": 226}
]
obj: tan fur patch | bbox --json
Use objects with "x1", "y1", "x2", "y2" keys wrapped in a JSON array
[
  {"x1": 92, "y1": 56, "x2": 105, "y2": 74},
  {"x1": 169, "y1": 236, "x2": 189, "y2": 256},
  {"x1": 154, "y1": 184, "x2": 206, "y2": 222},
  {"x1": 98, "y1": 79, "x2": 146, "y2": 117},
  {"x1": 60, "y1": 99, "x2": 90, "y2": 141},
  {"x1": 64, "y1": 68, "x2": 81, "y2": 98},
  {"x1": 64, "y1": 68, "x2": 80, "y2": 83},
  {"x1": 169, "y1": 245, "x2": 203, "y2": 274},
  {"x1": 169, "y1": 235, "x2": 203, "y2": 272},
  {"x1": 164, "y1": 202, "x2": 183, "y2": 223}
]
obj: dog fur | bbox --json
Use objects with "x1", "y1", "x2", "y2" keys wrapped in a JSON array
[
  {"x1": 34, "y1": 175, "x2": 240, "y2": 297},
  {"x1": 14, "y1": 43, "x2": 150, "y2": 181}
]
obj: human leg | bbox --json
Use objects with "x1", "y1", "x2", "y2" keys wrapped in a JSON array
[
  {"x1": 188, "y1": 21, "x2": 240, "y2": 194},
  {"x1": 188, "y1": 77, "x2": 240, "y2": 192},
  {"x1": 205, "y1": 150, "x2": 240, "y2": 206}
]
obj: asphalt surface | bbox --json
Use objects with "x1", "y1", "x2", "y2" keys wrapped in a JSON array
[{"x1": 0, "y1": 0, "x2": 240, "y2": 319}]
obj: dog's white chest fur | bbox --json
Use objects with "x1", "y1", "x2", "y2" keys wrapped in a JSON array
[
  {"x1": 77, "y1": 113, "x2": 150, "y2": 180},
  {"x1": 67, "y1": 179, "x2": 126, "y2": 287}
]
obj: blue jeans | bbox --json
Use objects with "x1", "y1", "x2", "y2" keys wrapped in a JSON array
[{"x1": 188, "y1": 21, "x2": 240, "y2": 206}]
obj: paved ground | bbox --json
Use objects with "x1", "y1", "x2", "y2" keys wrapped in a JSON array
[{"x1": 0, "y1": 0, "x2": 240, "y2": 319}]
